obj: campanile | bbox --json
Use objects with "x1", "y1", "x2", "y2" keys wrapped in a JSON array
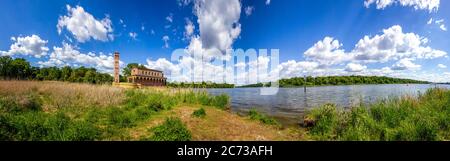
[{"x1": 114, "y1": 52, "x2": 120, "y2": 83}]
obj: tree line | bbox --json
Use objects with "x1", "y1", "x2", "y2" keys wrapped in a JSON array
[
  {"x1": 0, "y1": 56, "x2": 113, "y2": 84},
  {"x1": 239, "y1": 75, "x2": 429, "y2": 87}
]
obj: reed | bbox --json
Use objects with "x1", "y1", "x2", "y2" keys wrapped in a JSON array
[{"x1": 305, "y1": 88, "x2": 450, "y2": 141}]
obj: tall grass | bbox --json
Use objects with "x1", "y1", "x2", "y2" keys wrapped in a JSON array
[
  {"x1": 0, "y1": 81, "x2": 230, "y2": 141},
  {"x1": 305, "y1": 88, "x2": 450, "y2": 141},
  {"x1": 248, "y1": 109, "x2": 281, "y2": 127}
]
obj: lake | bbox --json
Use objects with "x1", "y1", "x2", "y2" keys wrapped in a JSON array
[{"x1": 204, "y1": 84, "x2": 450, "y2": 127}]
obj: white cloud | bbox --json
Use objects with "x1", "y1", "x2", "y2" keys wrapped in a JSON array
[
  {"x1": 303, "y1": 37, "x2": 351, "y2": 66},
  {"x1": 245, "y1": 6, "x2": 254, "y2": 16},
  {"x1": 193, "y1": 0, "x2": 242, "y2": 52},
  {"x1": 435, "y1": 19, "x2": 447, "y2": 31},
  {"x1": 266, "y1": 0, "x2": 271, "y2": 5},
  {"x1": 162, "y1": 35, "x2": 170, "y2": 48},
  {"x1": 391, "y1": 58, "x2": 421, "y2": 70},
  {"x1": 351, "y1": 25, "x2": 446, "y2": 62},
  {"x1": 166, "y1": 14, "x2": 173, "y2": 23},
  {"x1": 57, "y1": 5, "x2": 113, "y2": 43},
  {"x1": 438, "y1": 64, "x2": 447, "y2": 68},
  {"x1": 275, "y1": 60, "x2": 319, "y2": 78},
  {"x1": 440, "y1": 25, "x2": 447, "y2": 31},
  {"x1": 427, "y1": 18, "x2": 433, "y2": 24},
  {"x1": 345, "y1": 63, "x2": 367, "y2": 72},
  {"x1": 429, "y1": 18, "x2": 447, "y2": 31},
  {"x1": 184, "y1": 19, "x2": 195, "y2": 38},
  {"x1": 364, "y1": 0, "x2": 440, "y2": 12},
  {"x1": 119, "y1": 19, "x2": 126, "y2": 28},
  {"x1": 0, "y1": 35, "x2": 49, "y2": 58},
  {"x1": 178, "y1": 0, "x2": 193, "y2": 6},
  {"x1": 38, "y1": 43, "x2": 123, "y2": 73},
  {"x1": 129, "y1": 32, "x2": 138, "y2": 40}
]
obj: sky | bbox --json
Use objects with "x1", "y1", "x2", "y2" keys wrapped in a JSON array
[{"x1": 0, "y1": 0, "x2": 449, "y2": 84}]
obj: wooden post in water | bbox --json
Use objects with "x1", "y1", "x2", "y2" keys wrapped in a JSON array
[{"x1": 304, "y1": 75, "x2": 307, "y2": 93}]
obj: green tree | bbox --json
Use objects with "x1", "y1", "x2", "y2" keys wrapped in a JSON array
[{"x1": 122, "y1": 63, "x2": 146, "y2": 77}]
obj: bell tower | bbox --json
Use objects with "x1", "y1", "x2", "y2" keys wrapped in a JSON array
[{"x1": 114, "y1": 52, "x2": 120, "y2": 84}]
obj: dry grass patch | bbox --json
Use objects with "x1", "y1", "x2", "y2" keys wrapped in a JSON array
[
  {"x1": 0, "y1": 80, "x2": 124, "y2": 111},
  {"x1": 129, "y1": 105, "x2": 307, "y2": 141}
]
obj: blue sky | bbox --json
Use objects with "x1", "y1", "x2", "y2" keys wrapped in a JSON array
[{"x1": 0, "y1": 0, "x2": 449, "y2": 83}]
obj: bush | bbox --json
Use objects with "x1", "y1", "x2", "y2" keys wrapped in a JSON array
[
  {"x1": 248, "y1": 109, "x2": 280, "y2": 126},
  {"x1": 192, "y1": 108, "x2": 206, "y2": 118},
  {"x1": 149, "y1": 117, "x2": 192, "y2": 141}
]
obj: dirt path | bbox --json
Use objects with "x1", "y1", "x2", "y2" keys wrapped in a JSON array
[{"x1": 128, "y1": 105, "x2": 307, "y2": 141}]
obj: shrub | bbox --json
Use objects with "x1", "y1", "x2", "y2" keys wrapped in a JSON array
[
  {"x1": 248, "y1": 109, "x2": 280, "y2": 126},
  {"x1": 149, "y1": 117, "x2": 192, "y2": 141},
  {"x1": 192, "y1": 108, "x2": 206, "y2": 118}
]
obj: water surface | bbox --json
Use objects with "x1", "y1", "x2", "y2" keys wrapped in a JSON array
[{"x1": 205, "y1": 84, "x2": 450, "y2": 127}]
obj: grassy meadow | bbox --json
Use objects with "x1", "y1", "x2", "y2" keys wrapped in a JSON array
[{"x1": 0, "y1": 80, "x2": 301, "y2": 141}]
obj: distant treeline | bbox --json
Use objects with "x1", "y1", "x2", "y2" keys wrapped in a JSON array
[
  {"x1": 0, "y1": 56, "x2": 113, "y2": 84},
  {"x1": 239, "y1": 76, "x2": 429, "y2": 88},
  {"x1": 167, "y1": 82, "x2": 235, "y2": 88}
]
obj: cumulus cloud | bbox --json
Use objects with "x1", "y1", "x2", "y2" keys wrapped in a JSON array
[
  {"x1": 266, "y1": 0, "x2": 271, "y2": 5},
  {"x1": 0, "y1": 35, "x2": 49, "y2": 58},
  {"x1": 162, "y1": 35, "x2": 170, "y2": 48},
  {"x1": 351, "y1": 25, "x2": 446, "y2": 62},
  {"x1": 245, "y1": 6, "x2": 254, "y2": 16},
  {"x1": 38, "y1": 43, "x2": 123, "y2": 73},
  {"x1": 303, "y1": 37, "x2": 351, "y2": 66},
  {"x1": 438, "y1": 64, "x2": 447, "y2": 68},
  {"x1": 274, "y1": 60, "x2": 319, "y2": 78},
  {"x1": 57, "y1": 5, "x2": 114, "y2": 43},
  {"x1": 345, "y1": 63, "x2": 367, "y2": 72},
  {"x1": 364, "y1": 0, "x2": 440, "y2": 12},
  {"x1": 193, "y1": 0, "x2": 241, "y2": 52},
  {"x1": 391, "y1": 58, "x2": 421, "y2": 70}
]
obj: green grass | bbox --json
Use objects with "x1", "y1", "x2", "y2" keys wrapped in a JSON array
[
  {"x1": 305, "y1": 88, "x2": 450, "y2": 141},
  {"x1": 0, "y1": 84, "x2": 230, "y2": 141},
  {"x1": 248, "y1": 109, "x2": 280, "y2": 127},
  {"x1": 147, "y1": 117, "x2": 192, "y2": 141},
  {"x1": 192, "y1": 108, "x2": 206, "y2": 118}
]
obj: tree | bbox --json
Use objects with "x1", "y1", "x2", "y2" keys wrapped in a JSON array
[
  {"x1": 122, "y1": 63, "x2": 146, "y2": 77},
  {"x1": 61, "y1": 66, "x2": 72, "y2": 81}
]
